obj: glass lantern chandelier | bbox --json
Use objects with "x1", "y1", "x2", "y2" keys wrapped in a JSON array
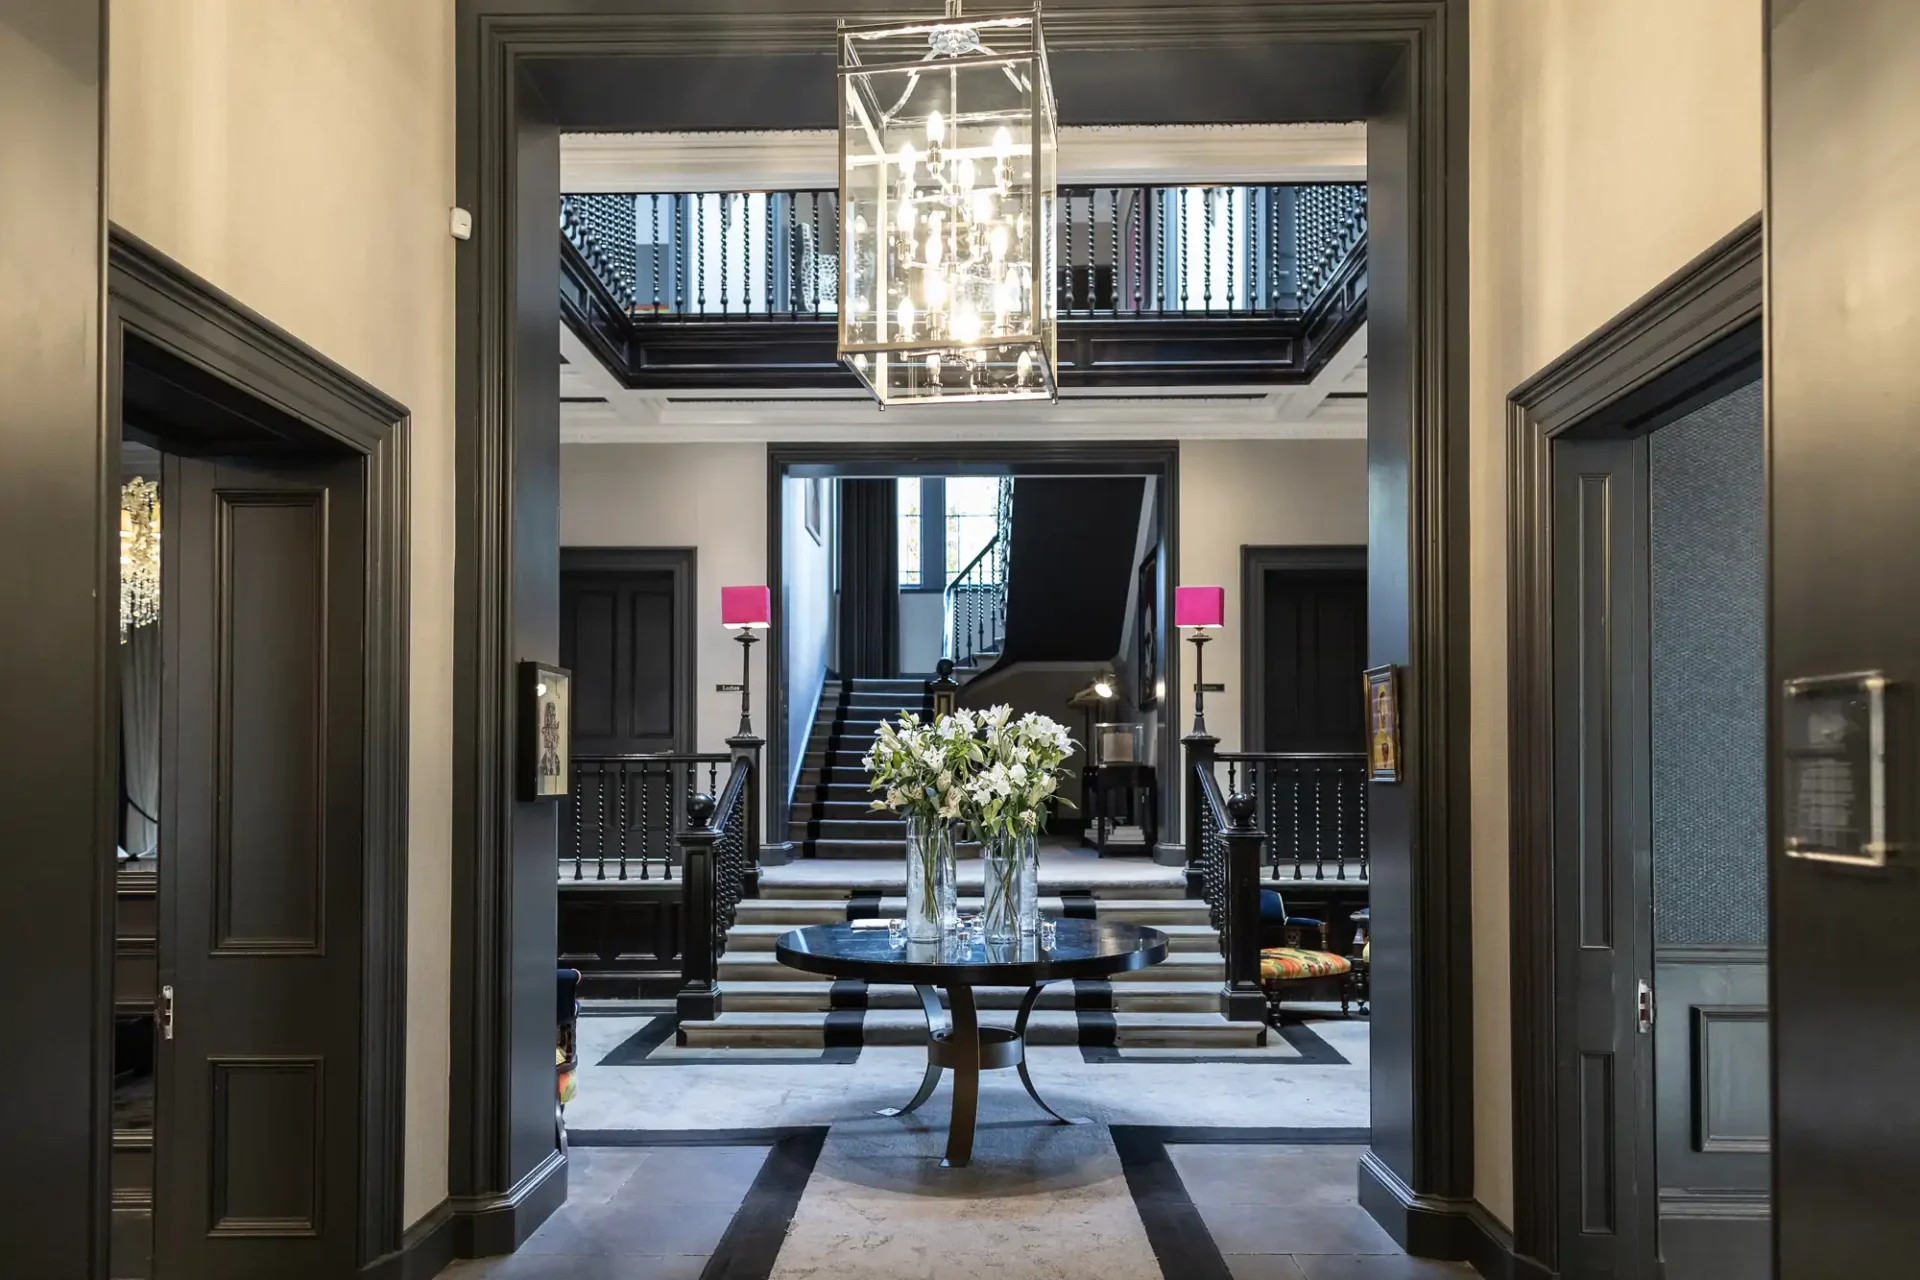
[{"x1": 837, "y1": 1, "x2": 1057, "y2": 406}]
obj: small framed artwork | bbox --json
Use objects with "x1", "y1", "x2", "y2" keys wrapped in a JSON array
[
  {"x1": 804, "y1": 477, "x2": 824, "y2": 545},
  {"x1": 1137, "y1": 550, "x2": 1159, "y2": 709},
  {"x1": 519, "y1": 661, "x2": 572, "y2": 801},
  {"x1": 1364, "y1": 664, "x2": 1402, "y2": 783}
]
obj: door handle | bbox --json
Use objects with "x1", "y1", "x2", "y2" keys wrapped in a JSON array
[
  {"x1": 160, "y1": 984, "x2": 176, "y2": 1040},
  {"x1": 1636, "y1": 979, "x2": 1653, "y2": 1034}
]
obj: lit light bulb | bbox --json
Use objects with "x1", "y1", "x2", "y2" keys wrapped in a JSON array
[
  {"x1": 957, "y1": 158, "x2": 975, "y2": 192},
  {"x1": 994, "y1": 125, "x2": 1014, "y2": 157},
  {"x1": 851, "y1": 296, "x2": 867, "y2": 315},
  {"x1": 925, "y1": 230, "x2": 943, "y2": 269},
  {"x1": 925, "y1": 352, "x2": 942, "y2": 381},
  {"x1": 853, "y1": 214, "x2": 868, "y2": 234},
  {"x1": 1094, "y1": 677, "x2": 1115, "y2": 699},
  {"x1": 952, "y1": 308, "x2": 981, "y2": 344},
  {"x1": 897, "y1": 142, "x2": 917, "y2": 174},
  {"x1": 853, "y1": 352, "x2": 869, "y2": 372},
  {"x1": 923, "y1": 274, "x2": 947, "y2": 308},
  {"x1": 896, "y1": 298, "x2": 915, "y2": 338},
  {"x1": 1016, "y1": 350, "x2": 1033, "y2": 384},
  {"x1": 925, "y1": 110, "x2": 945, "y2": 145},
  {"x1": 971, "y1": 189, "x2": 994, "y2": 222},
  {"x1": 896, "y1": 198, "x2": 917, "y2": 232},
  {"x1": 989, "y1": 225, "x2": 1009, "y2": 260}
]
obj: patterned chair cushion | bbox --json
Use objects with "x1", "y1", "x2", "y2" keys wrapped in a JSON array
[{"x1": 1260, "y1": 947, "x2": 1353, "y2": 982}]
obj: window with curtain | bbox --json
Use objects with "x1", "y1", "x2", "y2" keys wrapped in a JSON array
[
  {"x1": 898, "y1": 476, "x2": 923, "y2": 588},
  {"x1": 945, "y1": 477, "x2": 1001, "y2": 584}
]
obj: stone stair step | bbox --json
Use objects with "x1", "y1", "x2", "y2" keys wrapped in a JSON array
[
  {"x1": 676, "y1": 1008, "x2": 1264, "y2": 1049},
  {"x1": 724, "y1": 921, "x2": 1219, "y2": 953},
  {"x1": 789, "y1": 818, "x2": 909, "y2": 841}
]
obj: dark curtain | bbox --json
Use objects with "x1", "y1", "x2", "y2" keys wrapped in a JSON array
[
  {"x1": 121, "y1": 622, "x2": 161, "y2": 857},
  {"x1": 837, "y1": 478, "x2": 899, "y2": 678}
]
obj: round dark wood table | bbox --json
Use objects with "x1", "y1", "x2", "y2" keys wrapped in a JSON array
[{"x1": 774, "y1": 918, "x2": 1169, "y2": 1167}]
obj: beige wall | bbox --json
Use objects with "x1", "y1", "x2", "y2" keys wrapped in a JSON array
[
  {"x1": 1176, "y1": 440, "x2": 1371, "y2": 756},
  {"x1": 108, "y1": 0, "x2": 457, "y2": 1227},
  {"x1": 561, "y1": 444, "x2": 771, "y2": 758},
  {"x1": 1468, "y1": 0, "x2": 1763, "y2": 1227}
]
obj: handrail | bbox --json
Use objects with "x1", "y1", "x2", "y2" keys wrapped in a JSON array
[
  {"x1": 563, "y1": 751, "x2": 737, "y2": 883},
  {"x1": 943, "y1": 529, "x2": 1008, "y2": 670},
  {"x1": 1191, "y1": 758, "x2": 1266, "y2": 1023},
  {"x1": 1213, "y1": 752, "x2": 1368, "y2": 883},
  {"x1": 675, "y1": 754, "x2": 756, "y2": 1022}
]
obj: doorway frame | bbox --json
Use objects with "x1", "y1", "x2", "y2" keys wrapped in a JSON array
[
  {"x1": 105, "y1": 229, "x2": 416, "y2": 1269},
  {"x1": 454, "y1": 0, "x2": 1473, "y2": 1261},
  {"x1": 1241, "y1": 544, "x2": 1368, "y2": 754},
  {"x1": 1505, "y1": 216, "x2": 1763, "y2": 1273},
  {"x1": 766, "y1": 441, "x2": 1179, "y2": 862},
  {"x1": 560, "y1": 546, "x2": 699, "y2": 754}
]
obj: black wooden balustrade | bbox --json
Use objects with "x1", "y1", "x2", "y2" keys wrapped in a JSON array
[
  {"x1": 562, "y1": 753, "x2": 731, "y2": 883},
  {"x1": 1192, "y1": 758, "x2": 1267, "y2": 1023},
  {"x1": 675, "y1": 753, "x2": 756, "y2": 1023},
  {"x1": 1216, "y1": 752, "x2": 1369, "y2": 883}
]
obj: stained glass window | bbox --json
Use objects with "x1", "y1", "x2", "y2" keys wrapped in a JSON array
[
  {"x1": 898, "y1": 476, "x2": 923, "y2": 587},
  {"x1": 945, "y1": 477, "x2": 1001, "y2": 584}
]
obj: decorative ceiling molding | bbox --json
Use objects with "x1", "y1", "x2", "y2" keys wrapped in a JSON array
[
  {"x1": 557, "y1": 322, "x2": 1367, "y2": 444},
  {"x1": 561, "y1": 122, "x2": 1366, "y2": 192}
]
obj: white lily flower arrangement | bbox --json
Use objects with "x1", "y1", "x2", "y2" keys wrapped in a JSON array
[
  {"x1": 962, "y1": 706, "x2": 1077, "y2": 842},
  {"x1": 862, "y1": 708, "x2": 984, "y2": 823}
]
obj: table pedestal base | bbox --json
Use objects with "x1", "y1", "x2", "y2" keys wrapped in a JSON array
[{"x1": 875, "y1": 982, "x2": 1090, "y2": 1167}]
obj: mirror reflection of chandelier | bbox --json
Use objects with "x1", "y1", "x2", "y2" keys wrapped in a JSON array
[
  {"x1": 120, "y1": 478, "x2": 161, "y2": 640},
  {"x1": 837, "y1": 1, "x2": 1058, "y2": 406}
]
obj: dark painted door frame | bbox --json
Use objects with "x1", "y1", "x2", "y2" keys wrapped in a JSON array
[
  {"x1": 454, "y1": 0, "x2": 1472, "y2": 1262},
  {"x1": 1241, "y1": 544, "x2": 1368, "y2": 754},
  {"x1": 560, "y1": 546, "x2": 698, "y2": 754},
  {"x1": 1506, "y1": 218, "x2": 1762, "y2": 1275},
  {"x1": 765, "y1": 442, "x2": 1179, "y2": 865}
]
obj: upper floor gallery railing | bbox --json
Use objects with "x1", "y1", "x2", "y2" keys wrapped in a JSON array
[{"x1": 560, "y1": 183, "x2": 1365, "y2": 324}]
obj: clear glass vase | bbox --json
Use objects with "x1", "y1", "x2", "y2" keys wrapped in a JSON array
[
  {"x1": 982, "y1": 829, "x2": 1033, "y2": 943},
  {"x1": 1016, "y1": 829, "x2": 1041, "y2": 936},
  {"x1": 904, "y1": 813, "x2": 957, "y2": 943}
]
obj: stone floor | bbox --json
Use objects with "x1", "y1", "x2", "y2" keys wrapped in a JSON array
[{"x1": 446, "y1": 1007, "x2": 1471, "y2": 1279}]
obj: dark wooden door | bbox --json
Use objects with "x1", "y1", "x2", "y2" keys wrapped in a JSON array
[
  {"x1": 1552, "y1": 435, "x2": 1657, "y2": 1278},
  {"x1": 562, "y1": 568, "x2": 681, "y2": 756},
  {"x1": 1767, "y1": 2, "x2": 1920, "y2": 1271},
  {"x1": 1257, "y1": 557, "x2": 1367, "y2": 753},
  {"x1": 155, "y1": 455, "x2": 365, "y2": 1278}
]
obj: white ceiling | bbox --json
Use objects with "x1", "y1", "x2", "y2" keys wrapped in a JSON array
[{"x1": 559, "y1": 123, "x2": 1368, "y2": 444}]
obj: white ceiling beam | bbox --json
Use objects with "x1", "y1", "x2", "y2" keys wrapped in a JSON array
[{"x1": 561, "y1": 123, "x2": 1365, "y2": 192}]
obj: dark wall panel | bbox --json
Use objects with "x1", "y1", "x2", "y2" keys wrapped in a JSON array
[{"x1": 0, "y1": 2, "x2": 109, "y2": 1272}]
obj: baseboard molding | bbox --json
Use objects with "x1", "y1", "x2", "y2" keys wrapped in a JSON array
[
  {"x1": 759, "y1": 840, "x2": 796, "y2": 866},
  {"x1": 361, "y1": 1199, "x2": 456, "y2": 1280},
  {"x1": 448, "y1": 1147, "x2": 569, "y2": 1259},
  {"x1": 1357, "y1": 1151, "x2": 1552, "y2": 1280}
]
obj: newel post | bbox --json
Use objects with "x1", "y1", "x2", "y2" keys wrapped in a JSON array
[
  {"x1": 1182, "y1": 731, "x2": 1218, "y2": 899},
  {"x1": 1220, "y1": 790, "x2": 1267, "y2": 1023},
  {"x1": 728, "y1": 731, "x2": 765, "y2": 890},
  {"x1": 677, "y1": 791, "x2": 721, "y2": 1023}
]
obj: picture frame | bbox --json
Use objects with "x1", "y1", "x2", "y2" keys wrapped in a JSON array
[
  {"x1": 1137, "y1": 550, "x2": 1159, "y2": 709},
  {"x1": 1364, "y1": 663, "x2": 1401, "y2": 783},
  {"x1": 804, "y1": 477, "x2": 824, "y2": 545},
  {"x1": 519, "y1": 660, "x2": 572, "y2": 800}
]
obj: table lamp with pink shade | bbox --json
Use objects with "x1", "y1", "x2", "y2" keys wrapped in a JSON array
[{"x1": 1174, "y1": 586, "x2": 1225, "y2": 738}]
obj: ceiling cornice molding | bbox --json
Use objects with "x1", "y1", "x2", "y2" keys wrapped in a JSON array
[{"x1": 560, "y1": 122, "x2": 1365, "y2": 192}]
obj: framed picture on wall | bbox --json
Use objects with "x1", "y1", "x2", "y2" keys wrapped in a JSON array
[
  {"x1": 1137, "y1": 550, "x2": 1159, "y2": 709},
  {"x1": 519, "y1": 661, "x2": 572, "y2": 800},
  {"x1": 804, "y1": 477, "x2": 824, "y2": 544},
  {"x1": 1364, "y1": 664, "x2": 1402, "y2": 783}
]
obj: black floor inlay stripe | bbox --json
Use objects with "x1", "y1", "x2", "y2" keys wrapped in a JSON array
[
  {"x1": 1112, "y1": 1125, "x2": 1373, "y2": 1280},
  {"x1": 1077, "y1": 1018, "x2": 1351, "y2": 1065},
  {"x1": 828, "y1": 979, "x2": 868, "y2": 1009},
  {"x1": 597, "y1": 1015, "x2": 861, "y2": 1066},
  {"x1": 822, "y1": 1008, "x2": 865, "y2": 1048},
  {"x1": 1074, "y1": 979, "x2": 1118, "y2": 1050},
  {"x1": 1059, "y1": 889, "x2": 1098, "y2": 919},
  {"x1": 701, "y1": 1127, "x2": 829, "y2": 1280},
  {"x1": 845, "y1": 894, "x2": 883, "y2": 921}
]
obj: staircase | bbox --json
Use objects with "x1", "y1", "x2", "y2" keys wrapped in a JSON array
[
  {"x1": 789, "y1": 676, "x2": 928, "y2": 858},
  {"x1": 678, "y1": 875, "x2": 1262, "y2": 1048}
]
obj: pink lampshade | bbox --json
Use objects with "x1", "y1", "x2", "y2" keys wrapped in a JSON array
[
  {"x1": 721, "y1": 585, "x2": 771, "y2": 629},
  {"x1": 1174, "y1": 585, "x2": 1226, "y2": 629}
]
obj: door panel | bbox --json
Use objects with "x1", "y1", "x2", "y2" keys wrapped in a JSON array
[
  {"x1": 1260, "y1": 566, "x2": 1367, "y2": 753},
  {"x1": 562, "y1": 569, "x2": 678, "y2": 756},
  {"x1": 157, "y1": 455, "x2": 364, "y2": 1279},
  {"x1": 1768, "y1": 1, "x2": 1920, "y2": 1271},
  {"x1": 1553, "y1": 436, "x2": 1655, "y2": 1279}
]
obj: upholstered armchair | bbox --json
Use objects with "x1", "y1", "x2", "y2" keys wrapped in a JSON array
[{"x1": 1258, "y1": 889, "x2": 1357, "y2": 1019}]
